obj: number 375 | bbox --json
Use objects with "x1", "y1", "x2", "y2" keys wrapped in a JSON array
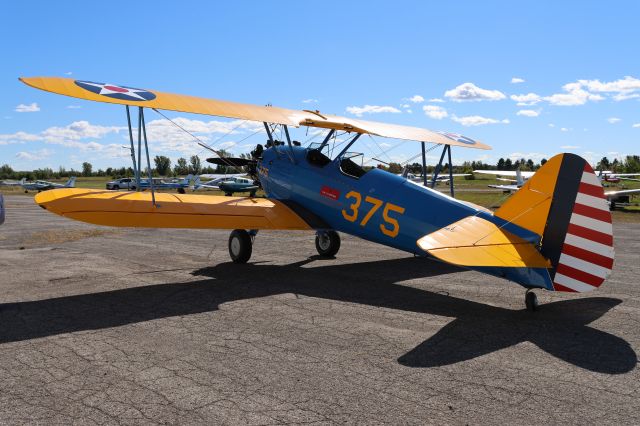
[{"x1": 341, "y1": 191, "x2": 405, "y2": 238}]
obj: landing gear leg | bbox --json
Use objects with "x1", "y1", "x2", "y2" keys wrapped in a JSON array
[
  {"x1": 525, "y1": 290, "x2": 538, "y2": 312},
  {"x1": 315, "y1": 230, "x2": 341, "y2": 258},
  {"x1": 228, "y1": 229, "x2": 252, "y2": 263}
]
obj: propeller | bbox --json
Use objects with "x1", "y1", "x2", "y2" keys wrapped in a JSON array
[{"x1": 206, "y1": 157, "x2": 254, "y2": 167}]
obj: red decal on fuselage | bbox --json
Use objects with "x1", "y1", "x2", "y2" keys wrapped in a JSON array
[{"x1": 320, "y1": 186, "x2": 340, "y2": 200}]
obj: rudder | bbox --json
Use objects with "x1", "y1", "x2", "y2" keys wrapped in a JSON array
[{"x1": 495, "y1": 153, "x2": 614, "y2": 292}]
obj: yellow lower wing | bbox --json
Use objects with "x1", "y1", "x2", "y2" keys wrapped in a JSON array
[
  {"x1": 417, "y1": 216, "x2": 550, "y2": 268},
  {"x1": 35, "y1": 189, "x2": 311, "y2": 230}
]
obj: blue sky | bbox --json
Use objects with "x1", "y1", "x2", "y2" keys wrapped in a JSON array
[{"x1": 2, "y1": 1, "x2": 639, "y2": 171}]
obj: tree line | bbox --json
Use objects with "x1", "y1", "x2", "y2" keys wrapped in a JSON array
[
  {"x1": 0, "y1": 152, "x2": 244, "y2": 180},
  {"x1": 2, "y1": 154, "x2": 639, "y2": 181}
]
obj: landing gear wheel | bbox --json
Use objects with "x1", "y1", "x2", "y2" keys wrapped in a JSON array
[
  {"x1": 228, "y1": 229, "x2": 252, "y2": 263},
  {"x1": 315, "y1": 231, "x2": 341, "y2": 258},
  {"x1": 525, "y1": 290, "x2": 538, "y2": 312},
  {"x1": 178, "y1": 188, "x2": 186, "y2": 194}
]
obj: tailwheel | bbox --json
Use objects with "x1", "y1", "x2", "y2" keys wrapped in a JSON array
[
  {"x1": 228, "y1": 229, "x2": 252, "y2": 263},
  {"x1": 525, "y1": 290, "x2": 538, "y2": 312},
  {"x1": 315, "y1": 230, "x2": 341, "y2": 258}
]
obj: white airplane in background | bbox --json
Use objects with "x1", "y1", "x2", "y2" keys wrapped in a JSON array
[
  {"x1": 474, "y1": 169, "x2": 534, "y2": 192},
  {"x1": 596, "y1": 170, "x2": 640, "y2": 184},
  {"x1": 400, "y1": 171, "x2": 471, "y2": 185},
  {"x1": 0, "y1": 179, "x2": 23, "y2": 187},
  {"x1": 21, "y1": 177, "x2": 76, "y2": 193},
  {"x1": 475, "y1": 169, "x2": 639, "y2": 209},
  {"x1": 192, "y1": 174, "x2": 246, "y2": 191}
]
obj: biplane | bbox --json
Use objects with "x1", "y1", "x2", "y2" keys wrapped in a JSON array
[{"x1": 20, "y1": 77, "x2": 615, "y2": 310}]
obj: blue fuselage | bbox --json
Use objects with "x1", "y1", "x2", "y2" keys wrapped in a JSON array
[{"x1": 258, "y1": 145, "x2": 539, "y2": 256}]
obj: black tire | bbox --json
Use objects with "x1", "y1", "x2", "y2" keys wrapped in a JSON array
[
  {"x1": 315, "y1": 230, "x2": 341, "y2": 258},
  {"x1": 113, "y1": 185, "x2": 119, "y2": 190},
  {"x1": 525, "y1": 291, "x2": 538, "y2": 312},
  {"x1": 178, "y1": 188, "x2": 186, "y2": 194},
  {"x1": 228, "y1": 229, "x2": 252, "y2": 263}
]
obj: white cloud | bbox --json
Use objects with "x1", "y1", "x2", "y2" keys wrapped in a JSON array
[
  {"x1": 422, "y1": 105, "x2": 448, "y2": 120},
  {"x1": 561, "y1": 145, "x2": 581, "y2": 149},
  {"x1": 218, "y1": 141, "x2": 236, "y2": 149},
  {"x1": 516, "y1": 109, "x2": 540, "y2": 117},
  {"x1": 0, "y1": 131, "x2": 42, "y2": 142},
  {"x1": 613, "y1": 93, "x2": 640, "y2": 101},
  {"x1": 406, "y1": 95, "x2": 424, "y2": 103},
  {"x1": 302, "y1": 98, "x2": 318, "y2": 104},
  {"x1": 65, "y1": 71, "x2": 73, "y2": 75},
  {"x1": 345, "y1": 105, "x2": 401, "y2": 117},
  {"x1": 15, "y1": 149, "x2": 53, "y2": 161},
  {"x1": 401, "y1": 104, "x2": 411, "y2": 108},
  {"x1": 428, "y1": 98, "x2": 445, "y2": 103},
  {"x1": 511, "y1": 77, "x2": 525, "y2": 84},
  {"x1": 508, "y1": 152, "x2": 548, "y2": 161},
  {"x1": 545, "y1": 82, "x2": 604, "y2": 106},
  {"x1": 560, "y1": 127, "x2": 569, "y2": 132},
  {"x1": 579, "y1": 76, "x2": 640, "y2": 95},
  {"x1": 633, "y1": 123, "x2": 640, "y2": 128},
  {"x1": 406, "y1": 109, "x2": 413, "y2": 114},
  {"x1": 444, "y1": 83, "x2": 506, "y2": 102},
  {"x1": 510, "y1": 93, "x2": 542, "y2": 106},
  {"x1": 42, "y1": 121, "x2": 124, "y2": 143},
  {"x1": 607, "y1": 117, "x2": 621, "y2": 124},
  {"x1": 548, "y1": 123, "x2": 555, "y2": 128},
  {"x1": 451, "y1": 115, "x2": 509, "y2": 126},
  {"x1": 15, "y1": 103, "x2": 40, "y2": 112},
  {"x1": 66, "y1": 105, "x2": 82, "y2": 109}
]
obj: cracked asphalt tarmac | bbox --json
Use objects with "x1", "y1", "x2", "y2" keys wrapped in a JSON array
[{"x1": 0, "y1": 195, "x2": 638, "y2": 425}]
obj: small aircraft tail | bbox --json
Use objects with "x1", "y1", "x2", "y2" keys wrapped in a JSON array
[
  {"x1": 193, "y1": 175, "x2": 201, "y2": 190},
  {"x1": 65, "y1": 177, "x2": 77, "y2": 188},
  {"x1": 494, "y1": 153, "x2": 614, "y2": 292},
  {"x1": 418, "y1": 153, "x2": 614, "y2": 293},
  {"x1": 0, "y1": 194, "x2": 5, "y2": 225},
  {"x1": 183, "y1": 174, "x2": 194, "y2": 185}
]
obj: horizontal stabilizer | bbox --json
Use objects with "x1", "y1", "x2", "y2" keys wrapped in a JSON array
[
  {"x1": 35, "y1": 188, "x2": 311, "y2": 230},
  {"x1": 417, "y1": 216, "x2": 550, "y2": 268}
]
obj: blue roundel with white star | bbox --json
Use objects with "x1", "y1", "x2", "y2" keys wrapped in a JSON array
[
  {"x1": 438, "y1": 131, "x2": 477, "y2": 145},
  {"x1": 74, "y1": 80, "x2": 156, "y2": 102}
]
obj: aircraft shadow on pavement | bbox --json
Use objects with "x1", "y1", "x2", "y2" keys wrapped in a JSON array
[{"x1": 0, "y1": 257, "x2": 635, "y2": 374}]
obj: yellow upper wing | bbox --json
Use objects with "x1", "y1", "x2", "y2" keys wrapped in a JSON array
[{"x1": 20, "y1": 76, "x2": 490, "y2": 150}]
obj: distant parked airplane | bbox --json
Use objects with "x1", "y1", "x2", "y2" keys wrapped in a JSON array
[
  {"x1": 21, "y1": 177, "x2": 76, "y2": 193},
  {"x1": 0, "y1": 179, "x2": 23, "y2": 187},
  {"x1": 135, "y1": 175, "x2": 193, "y2": 193},
  {"x1": 474, "y1": 169, "x2": 534, "y2": 192},
  {"x1": 192, "y1": 174, "x2": 246, "y2": 191}
]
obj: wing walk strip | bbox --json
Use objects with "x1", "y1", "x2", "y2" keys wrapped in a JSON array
[{"x1": 553, "y1": 164, "x2": 614, "y2": 293}]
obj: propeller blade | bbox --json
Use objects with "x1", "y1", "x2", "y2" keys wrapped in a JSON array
[{"x1": 206, "y1": 157, "x2": 254, "y2": 167}]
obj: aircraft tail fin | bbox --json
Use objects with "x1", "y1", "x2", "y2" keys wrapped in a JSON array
[
  {"x1": 193, "y1": 175, "x2": 201, "y2": 189},
  {"x1": 516, "y1": 169, "x2": 524, "y2": 186},
  {"x1": 65, "y1": 177, "x2": 76, "y2": 187},
  {"x1": 0, "y1": 194, "x2": 5, "y2": 225},
  {"x1": 494, "y1": 153, "x2": 614, "y2": 292}
]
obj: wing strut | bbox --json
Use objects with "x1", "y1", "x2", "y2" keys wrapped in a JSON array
[
  {"x1": 430, "y1": 144, "x2": 455, "y2": 197},
  {"x1": 124, "y1": 106, "x2": 157, "y2": 207}
]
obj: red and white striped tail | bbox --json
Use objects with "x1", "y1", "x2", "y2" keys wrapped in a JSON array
[{"x1": 552, "y1": 164, "x2": 614, "y2": 292}]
